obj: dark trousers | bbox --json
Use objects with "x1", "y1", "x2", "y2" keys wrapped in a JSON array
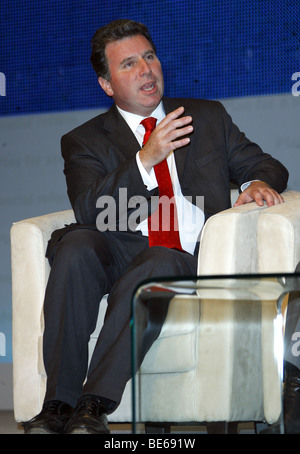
[{"x1": 43, "y1": 229, "x2": 198, "y2": 410}]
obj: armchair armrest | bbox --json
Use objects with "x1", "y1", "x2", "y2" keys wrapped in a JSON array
[
  {"x1": 198, "y1": 190, "x2": 300, "y2": 275},
  {"x1": 198, "y1": 199, "x2": 268, "y2": 275},
  {"x1": 257, "y1": 197, "x2": 300, "y2": 272}
]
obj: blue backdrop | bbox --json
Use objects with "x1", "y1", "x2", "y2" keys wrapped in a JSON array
[{"x1": 1, "y1": 0, "x2": 300, "y2": 117}]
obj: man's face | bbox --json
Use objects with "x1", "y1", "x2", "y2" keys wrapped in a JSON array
[{"x1": 99, "y1": 34, "x2": 164, "y2": 117}]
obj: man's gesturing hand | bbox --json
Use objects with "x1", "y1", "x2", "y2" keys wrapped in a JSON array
[
  {"x1": 139, "y1": 106, "x2": 193, "y2": 173},
  {"x1": 234, "y1": 181, "x2": 284, "y2": 207}
]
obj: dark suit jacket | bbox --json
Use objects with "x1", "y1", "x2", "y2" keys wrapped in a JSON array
[{"x1": 47, "y1": 97, "x2": 288, "y2": 257}]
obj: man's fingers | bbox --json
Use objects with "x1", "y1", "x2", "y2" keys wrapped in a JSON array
[
  {"x1": 168, "y1": 123, "x2": 193, "y2": 142},
  {"x1": 159, "y1": 108, "x2": 193, "y2": 144},
  {"x1": 251, "y1": 186, "x2": 284, "y2": 207},
  {"x1": 234, "y1": 184, "x2": 284, "y2": 207},
  {"x1": 161, "y1": 106, "x2": 185, "y2": 123},
  {"x1": 260, "y1": 189, "x2": 284, "y2": 206},
  {"x1": 171, "y1": 136, "x2": 191, "y2": 150},
  {"x1": 139, "y1": 106, "x2": 193, "y2": 171},
  {"x1": 159, "y1": 107, "x2": 192, "y2": 131},
  {"x1": 234, "y1": 192, "x2": 251, "y2": 206},
  {"x1": 252, "y1": 190, "x2": 266, "y2": 206}
]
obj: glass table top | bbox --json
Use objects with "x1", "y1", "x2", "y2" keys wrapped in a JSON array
[{"x1": 131, "y1": 272, "x2": 300, "y2": 434}]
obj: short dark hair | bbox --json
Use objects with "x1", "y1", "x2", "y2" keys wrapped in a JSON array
[{"x1": 90, "y1": 19, "x2": 157, "y2": 80}]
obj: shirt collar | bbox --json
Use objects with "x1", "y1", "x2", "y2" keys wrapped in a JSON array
[{"x1": 116, "y1": 102, "x2": 165, "y2": 135}]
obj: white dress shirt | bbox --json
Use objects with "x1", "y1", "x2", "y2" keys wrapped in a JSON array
[{"x1": 116, "y1": 103, "x2": 205, "y2": 254}]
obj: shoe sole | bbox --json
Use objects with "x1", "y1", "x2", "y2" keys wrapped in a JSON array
[
  {"x1": 68, "y1": 426, "x2": 110, "y2": 434},
  {"x1": 24, "y1": 427, "x2": 59, "y2": 434}
]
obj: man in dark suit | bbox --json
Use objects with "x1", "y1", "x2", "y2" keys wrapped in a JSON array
[{"x1": 24, "y1": 19, "x2": 289, "y2": 434}]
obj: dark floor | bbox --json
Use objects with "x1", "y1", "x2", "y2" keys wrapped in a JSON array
[{"x1": 0, "y1": 411, "x2": 260, "y2": 434}]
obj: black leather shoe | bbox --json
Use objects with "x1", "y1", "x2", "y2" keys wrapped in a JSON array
[
  {"x1": 65, "y1": 394, "x2": 110, "y2": 434},
  {"x1": 23, "y1": 400, "x2": 74, "y2": 434}
]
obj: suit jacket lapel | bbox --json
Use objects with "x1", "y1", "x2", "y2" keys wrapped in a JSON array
[{"x1": 102, "y1": 104, "x2": 141, "y2": 157}]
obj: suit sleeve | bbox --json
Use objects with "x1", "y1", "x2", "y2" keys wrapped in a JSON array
[
  {"x1": 61, "y1": 132, "x2": 154, "y2": 227},
  {"x1": 219, "y1": 102, "x2": 289, "y2": 192}
]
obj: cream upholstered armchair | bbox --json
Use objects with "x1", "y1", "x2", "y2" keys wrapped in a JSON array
[{"x1": 10, "y1": 190, "x2": 300, "y2": 431}]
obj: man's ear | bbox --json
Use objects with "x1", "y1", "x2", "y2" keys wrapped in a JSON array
[{"x1": 98, "y1": 77, "x2": 114, "y2": 97}]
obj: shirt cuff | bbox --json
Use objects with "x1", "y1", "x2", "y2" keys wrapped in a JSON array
[
  {"x1": 240, "y1": 179, "x2": 260, "y2": 192},
  {"x1": 136, "y1": 151, "x2": 158, "y2": 191}
]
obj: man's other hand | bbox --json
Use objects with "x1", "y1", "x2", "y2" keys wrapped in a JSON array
[{"x1": 234, "y1": 181, "x2": 284, "y2": 207}]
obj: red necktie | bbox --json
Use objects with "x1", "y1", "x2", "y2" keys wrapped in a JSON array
[{"x1": 141, "y1": 117, "x2": 183, "y2": 251}]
